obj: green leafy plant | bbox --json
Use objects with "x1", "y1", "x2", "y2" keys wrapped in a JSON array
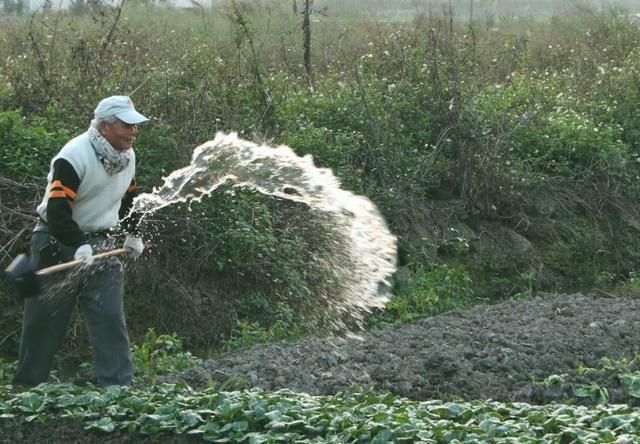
[
  {"x1": 539, "y1": 355, "x2": 640, "y2": 405},
  {"x1": 2, "y1": 384, "x2": 640, "y2": 441},
  {"x1": 619, "y1": 372, "x2": 640, "y2": 399},
  {"x1": 574, "y1": 383, "x2": 609, "y2": 405},
  {"x1": 131, "y1": 329, "x2": 201, "y2": 385},
  {"x1": 385, "y1": 265, "x2": 474, "y2": 323},
  {"x1": 0, "y1": 358, "x2": 16, "y2": 385}
]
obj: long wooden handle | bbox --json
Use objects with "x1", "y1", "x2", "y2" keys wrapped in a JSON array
[{"x1": 36, "y1": 248, "x2": 131, "y2": 276}]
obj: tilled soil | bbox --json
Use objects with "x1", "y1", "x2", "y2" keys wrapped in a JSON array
[
  {"x1": 3, "y1": 292, "x2": 640, "y2": 443},
  {"x1": 162, "y1": 292, "x2": 640, "y2": 405}
]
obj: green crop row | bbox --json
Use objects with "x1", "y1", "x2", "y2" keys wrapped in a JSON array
[{"x1": 1, "y1": 381, "x2": 639, "y2": 442}]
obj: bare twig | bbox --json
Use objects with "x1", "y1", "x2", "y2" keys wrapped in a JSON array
[
  {"x1": 28, "y1": 13, "x2": 51, "y2": 96},
  {"x1": 302, "y1": 0, "x2": 313, "y2": 89},
  {"x1": 100, "y1": 0, "x2": 125, "y2": 59},
  {"x1": 0, "y1": 228, "x2": 27, "y2": 258},
  {"x1": 0, "y1": 176, "x2": 40, "y2": 263}
]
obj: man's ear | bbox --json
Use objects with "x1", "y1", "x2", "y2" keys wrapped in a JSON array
[{"x1": 98, "y1": 121, "x2": 109, "y2": 135}]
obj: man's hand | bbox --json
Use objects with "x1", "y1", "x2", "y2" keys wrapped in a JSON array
[
  {"x1": 123, "y1": 235, "x2": 144, "y2": 258},
  {"x1": 74, "y1": 244, "x2": 94, "y2": 265}
]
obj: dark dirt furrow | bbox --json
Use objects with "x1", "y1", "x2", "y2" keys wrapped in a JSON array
[{"x1": 162, "y1": 293, "x2": 640, "y2": 405}]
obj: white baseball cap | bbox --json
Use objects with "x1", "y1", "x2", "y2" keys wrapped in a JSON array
[{"x1": 94, "y1": 95, "x2": 149, "y2": 124}]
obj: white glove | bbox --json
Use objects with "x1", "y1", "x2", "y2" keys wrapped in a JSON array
[
  {"x1": 74, "y1": 244, "x2": 94, "y2": 265},
  {"x1": 123, "y1": 235, "x2": 144, "y2": 258}
]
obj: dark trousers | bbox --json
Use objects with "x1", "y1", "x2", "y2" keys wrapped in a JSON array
[{"x1": 12, "y1": 231, "x2": 133, "y2": 387}]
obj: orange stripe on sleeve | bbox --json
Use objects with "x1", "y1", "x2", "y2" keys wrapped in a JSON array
[
  {"x1": 49, "y1": 190, "x2": 69, "y2": 199},
  {"x1": 51, "y1": 180, "x2": 77, "y2": 200}
]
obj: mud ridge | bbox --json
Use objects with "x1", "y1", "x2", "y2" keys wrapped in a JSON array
[{"x1": 163, "y1": 292, "x2": 640, "y2": 405}]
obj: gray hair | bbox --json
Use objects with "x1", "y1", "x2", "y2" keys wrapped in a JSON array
[{"x1": 91, "y1": 115, "x2": 119, "y2": 129}]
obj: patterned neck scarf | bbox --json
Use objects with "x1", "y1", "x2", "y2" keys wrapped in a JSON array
[{"x1": 88, "y1": 120, "x2": 132, "y2": 176}]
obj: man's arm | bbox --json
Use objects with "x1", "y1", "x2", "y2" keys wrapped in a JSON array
[
  {"x1": 46, "y1": 158, "x2": 85, "y2": 248},
  {"x1": 119, "y1": 178, "x2": 141, "y2": 235}
]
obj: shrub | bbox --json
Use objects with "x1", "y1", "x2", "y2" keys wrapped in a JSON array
[
  {"x1": 123, "y1": 187, "x2": 352, "y2": 351},
  {"x1": 0, "y1": 110, "x2": 71, "y2": 177},
  {"x1": 385, "y1": 265, "x2": 474, "y2": 323},
  {"x1": 131, "y1": 329, "x2": 202, "y2": 385}
]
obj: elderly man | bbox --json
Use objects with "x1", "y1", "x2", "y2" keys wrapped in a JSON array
[{"x1": 12, "y1": 96, "x2": 148, "y2": 387}]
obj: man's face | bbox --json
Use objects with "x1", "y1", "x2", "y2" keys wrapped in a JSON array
[{"x1": 100, "y1": 119, "x2": 138, "y2": 151}]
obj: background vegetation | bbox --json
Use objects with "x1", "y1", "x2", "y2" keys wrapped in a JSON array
[{"x1": 2, "y1": 0, "x2": 640, "y2": 369}]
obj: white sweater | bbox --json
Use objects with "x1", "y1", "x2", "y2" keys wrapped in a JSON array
[{"x1": 37, "y1": 132, "x2": 135, "y2": 232}]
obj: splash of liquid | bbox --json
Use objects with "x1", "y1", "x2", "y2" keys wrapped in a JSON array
[{"x1": 133, "y1": 132, "x2": 397, "y2": 327}]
